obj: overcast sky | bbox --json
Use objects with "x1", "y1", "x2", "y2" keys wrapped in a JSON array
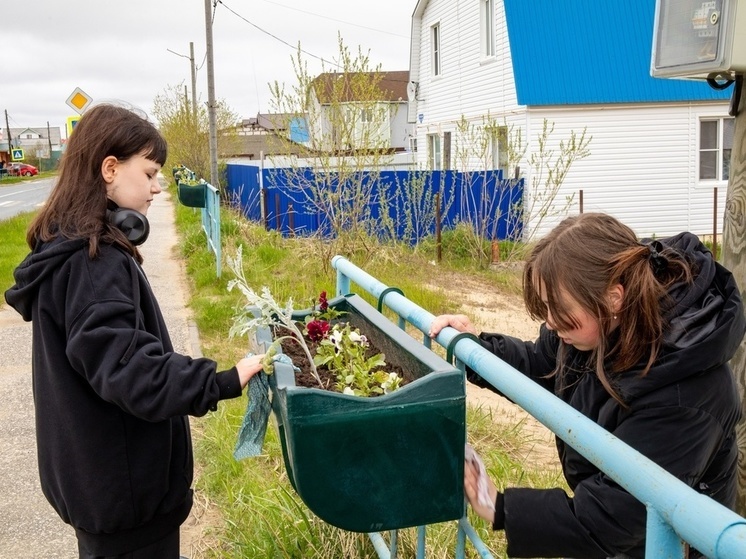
[{"x1": 2, "y1": 0, "x2": 415, "y2": 136}]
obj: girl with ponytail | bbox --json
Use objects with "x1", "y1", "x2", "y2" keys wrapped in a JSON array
[{"x1": 430, "y1": 212, "x2": 745, "y2": 559}]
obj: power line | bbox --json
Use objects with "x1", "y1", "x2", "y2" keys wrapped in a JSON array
[
  {"x1": 254, "y1": 0, "x2": 409, "y2": 39},
  {"x1": 216, "y1": 0, "x2": 336, "y2": 67}
]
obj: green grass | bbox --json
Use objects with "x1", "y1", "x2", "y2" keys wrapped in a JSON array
[
  {"x1": 0, "y1": 170, "x2": 56, "y2": 187},
  {"x1": 0, "y1": 212, "x2": 35, "y2": 294}
]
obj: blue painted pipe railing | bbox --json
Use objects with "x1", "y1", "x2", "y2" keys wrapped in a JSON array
[
  {"x1": 202, "y1": 182, "x2": 221, "y2": 277},
  {"x1": 332, "y1": 255, "x2": 746, "y2": 559},
  {"x1": 173, "y1": 165, "x2": 221, "y2": 277}
]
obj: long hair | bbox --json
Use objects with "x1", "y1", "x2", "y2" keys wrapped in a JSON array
[
  {"x1": 522, "y1": 213, "x2": 692, "y2": 405},
  {"x1": 27, "y1": 103, "x2": 167, "y2": 262}
]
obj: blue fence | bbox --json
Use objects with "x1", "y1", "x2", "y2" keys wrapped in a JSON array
[
  {"x1": 225, "y1": 164, "x2": 524, "y2": 243},
  {"x1": 331, "y1": 255, "x2": 746, "y2": 559}
]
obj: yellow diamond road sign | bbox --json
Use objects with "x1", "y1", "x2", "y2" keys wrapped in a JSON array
[{"x1": 66, "y1": 87, "x2": 93, "y2": 115}]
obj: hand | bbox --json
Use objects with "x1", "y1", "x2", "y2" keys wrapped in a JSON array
[
  {"x1": 236, "y1": 354, "x2": 266, "y2": 389},
  {"x1": 464, "y1": 458, "x2": 498, "y2": 524},
  {"x1": 428, "y1": 314, "x2": 478, "y2": 338}
]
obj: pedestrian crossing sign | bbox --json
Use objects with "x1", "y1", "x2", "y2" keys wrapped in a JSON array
[{"x1": 11, "y1": 148, "x2": 24, "y2": 161}]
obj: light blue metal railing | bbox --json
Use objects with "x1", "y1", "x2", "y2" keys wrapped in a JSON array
[
  {"x1": 331, "y1": 254, "x2": 746, "y2": 559},
  {"x1": 173, "y1": 166, "x2": 221, "y2": 278}
]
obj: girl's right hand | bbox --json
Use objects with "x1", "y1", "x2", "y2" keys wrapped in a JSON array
[
  {"x1": 464, "y1": 458, "x2": 498, "y2": 524},
  {"x1": 236, "y1": 354, "x2": 266, "y2": 389},
  {"x1": 428, "y1": 314, "x2": 478, "y2": 338}
]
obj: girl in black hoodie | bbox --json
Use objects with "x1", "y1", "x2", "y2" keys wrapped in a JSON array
[
  {"x1": 4, "y1": 103, "x2": 265, "y2": 558},
  {"x1": 430, "y1": 212, "x2": 745, "y2": 558}
]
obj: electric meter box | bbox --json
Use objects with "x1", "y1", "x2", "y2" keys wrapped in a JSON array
[{"x1": 651, "y1": 0, "x2": 746, "y2": 79}]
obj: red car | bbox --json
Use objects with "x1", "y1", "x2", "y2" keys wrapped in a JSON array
[{"x1": 8, "y1": 163, "x2": 39, "y2": 177}]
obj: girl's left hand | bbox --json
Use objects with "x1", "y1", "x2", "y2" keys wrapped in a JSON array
[{"x1": 464, "y1": 458, "x2": 498, "y2": 524}]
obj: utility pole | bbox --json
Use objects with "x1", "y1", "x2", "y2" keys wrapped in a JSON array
[
  {"x1": 189, "y1": 41, "x2": 197, "y2": 122},
  {"x1": 5, "y1": 110, "x2": 13, "y2": 151},
  {"x1": 204, "y1": 0, "x2": 219, "y2": 189},
  {"x1": 166, "y1": 41, "x2": 198, "y2": 121},
  {"x1": 722, "y1": 77, "x2": 746, "y2": 515},
  {"x1": 46, "y1": 121, "x2": 53, "y2": 172},
  {"x1": 46, "y1": 121, "x2": 53, "y2": 158}
]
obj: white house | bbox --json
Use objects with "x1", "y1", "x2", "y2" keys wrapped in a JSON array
[
  {"x1": 407, "y1": 0, "x2": 733, "y2": 239},
  {"x1": 3, "y1": 126, "x2": 63, "y2": 159},
  {"x1": 308, "y1": 70, "x2": 414, "y2": 154}
]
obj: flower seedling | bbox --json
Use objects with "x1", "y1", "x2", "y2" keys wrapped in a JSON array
[
  {"x1": 227, "y1": 247, "x2": 402, "y2": 396},
  {"x1": 227, "y1": 247, "x2": 324, "y2": 388}
]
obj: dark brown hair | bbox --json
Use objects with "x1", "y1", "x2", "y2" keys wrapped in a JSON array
[
  {"x1": 27, "y1": 103, "x2": 167, "y2": 262},
  {"x1": 522, "y1": 213, "x2": 692, "y2": 405}
]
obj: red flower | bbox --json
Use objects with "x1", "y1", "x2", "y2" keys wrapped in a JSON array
[
  {"x1": 306, "y1": 319, "x2": 330, "y2": 342},
  {"x1": 319, "y1": 291, "x2": 328, "y2": 313}
]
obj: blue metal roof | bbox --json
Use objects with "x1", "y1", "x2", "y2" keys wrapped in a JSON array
[{"x1": 503, "y1": 0, "x2": 732, "y2": 105}]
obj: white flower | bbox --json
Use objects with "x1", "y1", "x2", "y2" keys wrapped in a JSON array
[
  {"x1": 330, "y1": 329, "x2": 343, "y2": 348},
  {"x1": 343, "y1": 386, "x2": 355, "y2": 396},
  {"x1": 348, "y1": 331, "x2": 362, "y2": 343},
  {"x1": 381, "y1": 372, "x2": 401, "y2": 394}
]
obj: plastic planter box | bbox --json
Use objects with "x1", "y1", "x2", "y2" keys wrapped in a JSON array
[
  {"x1": 176, "y1": 181, "x2": 206, "y2": 208},
  {"x1": 262, "y1": 294, "x2": 466, "y2": 533}
]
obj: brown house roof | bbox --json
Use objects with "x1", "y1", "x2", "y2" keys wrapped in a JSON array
[{"x1": 310, "y1": 70, "x2": 410, "y2": 104}]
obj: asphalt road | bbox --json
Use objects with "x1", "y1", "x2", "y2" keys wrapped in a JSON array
[
  {"x1": 0, "y1": 178, "x2": 54, "y2": 221},
  {"x1": 0, "y1": 188, "x2": 201, "y2": 558}
]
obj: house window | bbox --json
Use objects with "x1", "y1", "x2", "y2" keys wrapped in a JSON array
[
  {"x1": 700, "y1": 117, "x2": 734, "y2": 181},
  {"x1": 489, "y1": 126, "x2": 508, "y2": 173},
  {"x1": 481, "y1": 0, "x2": 495, "y2": 57},
  {"x1": 427, "y1": 133, "x2": 441, "y2": 170},
  {"x1": 361, "y1": 108, "x2": 374, "y2": 123},
  {"x1": 432, "y1": 24, "x2": 441, "y2": 76},
  {"x1": 409, "y1": 136, "x2": 418, "y2": 153}
]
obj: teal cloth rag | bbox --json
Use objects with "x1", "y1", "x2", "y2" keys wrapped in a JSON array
[{"x1": 233, "y1": 354, "x2": 297, "y2": 460}]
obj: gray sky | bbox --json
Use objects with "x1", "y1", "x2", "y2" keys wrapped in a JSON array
[{"x1": 2, "y1": 0, "x2": 414, "y2": 135}]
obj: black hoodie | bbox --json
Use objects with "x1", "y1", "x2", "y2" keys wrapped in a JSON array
[
  {"x1": 4, "y1": 237, "x2": 242, "y2": 555},
  {"x1": 471, "y1": 233, "x2": 746, "y2": 558}
]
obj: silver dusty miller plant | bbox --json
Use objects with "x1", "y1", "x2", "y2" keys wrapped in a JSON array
[{"x1": 226, "y1": 246, "x2": 324, "y2": 388}]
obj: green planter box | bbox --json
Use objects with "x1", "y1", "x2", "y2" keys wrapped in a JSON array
[
  {"x1": 262, "y1": 294, "x2": 466, "y2": 533},
  {"x1": 177, "y1": 181, "x2": 206, "y2": 208}
]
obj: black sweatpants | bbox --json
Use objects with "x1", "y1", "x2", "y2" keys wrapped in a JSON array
[{"x1": 77, "y1": 529, "x2": 180, "y2": 559}]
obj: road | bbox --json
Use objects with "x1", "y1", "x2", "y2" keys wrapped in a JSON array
[{"x1": 0, "y1": 178, "x2": 53, "y2": 220}]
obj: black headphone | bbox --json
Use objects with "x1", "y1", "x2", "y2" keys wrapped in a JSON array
[{"x1": 106, "y1": 204, "x2": 150, "y2": 246}]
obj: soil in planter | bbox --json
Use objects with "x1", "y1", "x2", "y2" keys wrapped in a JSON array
[{"x1": 276, "y1": 323, "x2": 416, "y2": 394}]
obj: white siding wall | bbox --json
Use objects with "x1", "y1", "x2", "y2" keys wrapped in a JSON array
[
  {"x1": 412, "y1": 0, "x2": 524, "y2": 169},
  {"x1": 525, "y1": 102, "x2": 729, "y2": 239},
  {"x1": 390, "y1": 103, "x2": 413, "y2": 150}
]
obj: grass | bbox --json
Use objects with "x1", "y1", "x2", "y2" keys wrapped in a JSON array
[
  {"x1": 0, "y1": 212, "x2": 35, "y2": 294},
  {"x1": 0, "y1": 170, "x2": 56, "y2": 186}
]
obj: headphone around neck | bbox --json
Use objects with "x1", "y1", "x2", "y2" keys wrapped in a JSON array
[{"x1": 106, "y1": 206, "x2": 150, "y2": 246}]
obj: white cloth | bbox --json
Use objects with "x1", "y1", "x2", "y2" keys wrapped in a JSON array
[{"x1": 465, "y1": 444, "x2": 495, "y2": 511}]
